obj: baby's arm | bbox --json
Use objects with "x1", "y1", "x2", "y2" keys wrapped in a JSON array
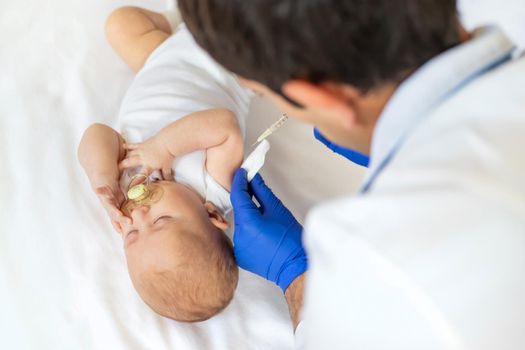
[
  {"x1": 78, "y1": 124, "x2": 129, "y2": 232},
  {"x1": 121, "y1": 108, "x2": 244, "y2": 190},
  {"x1": 106, "y1": 7, "x2": 172, "y2": 73},
  {"x1": 78, "y1": 123, "x2": 125, "y2": 188}
]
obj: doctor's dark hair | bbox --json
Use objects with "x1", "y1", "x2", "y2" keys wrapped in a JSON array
[{"x1": 178, "y1": 0, "x2": 460, "y2": 92}]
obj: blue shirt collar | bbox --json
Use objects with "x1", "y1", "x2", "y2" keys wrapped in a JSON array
[{"x1": 361, "y1": 27, "x2": 516, "y2": 192}]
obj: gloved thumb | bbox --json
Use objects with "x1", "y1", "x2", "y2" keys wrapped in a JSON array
[
  {"x1": 250, "y1": 173, "x2": 287, "y2": 216},
  {"x1": 230, "y1": 168, "x2": 259, "y2": 213}
]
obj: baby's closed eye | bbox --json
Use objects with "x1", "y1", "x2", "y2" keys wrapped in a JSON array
[{"x1": 154, "y1": 216, "x2": 173, "y2": 225}]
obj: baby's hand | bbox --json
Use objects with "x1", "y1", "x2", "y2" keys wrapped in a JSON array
[
  {"x1": 94, "y1": 183, "x2": 130, "y2": 234},
  {"x1": 119, "y1": 137, "x2": 174, "y2": 180}
]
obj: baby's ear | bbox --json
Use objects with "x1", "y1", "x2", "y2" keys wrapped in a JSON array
[{"x1": 204, "y1": 202, "x2": 229, "y2": 230}]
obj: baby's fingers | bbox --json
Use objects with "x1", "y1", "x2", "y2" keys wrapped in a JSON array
[
  {"x1": 124, "y1": 143, "x2": 139, "y2": 150},
  {"x1": 95, "y1": 186, "x2": 112, "y2": 198},
  {"x1": 162, "y1": 166, "x2": 173, "y2": 181},
  {"x1": 107, "y1": 204, "x2": 131, "y2": 224},
  {"x1": 119, "y1": 156, "x2": 141, "y2": 170},
  {"x1": 111, "y1": 220, "x2": 123, "y2": 234},
  {"x1": 125, "y1": 149, "x2": 140, "y2": 159}
]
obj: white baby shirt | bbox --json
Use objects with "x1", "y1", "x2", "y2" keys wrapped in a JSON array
[{"x1": 117, "y1": 25, "x2": 252, "y2": 214}]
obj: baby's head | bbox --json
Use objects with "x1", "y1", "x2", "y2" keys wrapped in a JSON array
[{"x1": 121, "y1": 181, "x2": 238, "y2": 322}]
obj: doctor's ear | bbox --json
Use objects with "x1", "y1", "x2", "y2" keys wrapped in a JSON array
[
  {"x1": 204, "y1": 202, "x2": 229, "y2": 230},
  {"x1": 282, "y1": 80, "x2": 360, "y2": 129}
]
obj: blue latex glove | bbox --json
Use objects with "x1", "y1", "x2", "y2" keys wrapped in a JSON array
[
  {"x1": 230, "y1": 168, "x2": 308, "y2": 292},
  {"x1": 314, "y1": 127, "x2": 370, "y2": 167}
]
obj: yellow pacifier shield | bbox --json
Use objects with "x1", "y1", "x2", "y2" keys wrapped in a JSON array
[
  {"x1": 128, "y1": 184, "x2": 148, "y2": 201},
  {"x1": 121, "y1": 183, "x2": 165, "y2": 217}
]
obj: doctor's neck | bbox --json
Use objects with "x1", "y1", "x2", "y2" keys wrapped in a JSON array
[
  {"x1": 458, "y1": 25, "x2": 473, "y2": 43},
  {"x1": 319, "y1": 24, "x2": 474, "y2": 155}
]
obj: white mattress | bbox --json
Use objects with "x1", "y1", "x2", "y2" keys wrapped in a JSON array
[{"x1": 0, "y1": 0, "x2": 522, "y2": 349}]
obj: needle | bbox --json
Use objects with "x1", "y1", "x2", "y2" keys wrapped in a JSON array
[{"x1": 252, "y1": 113, "x2": 289, "y2": 147}]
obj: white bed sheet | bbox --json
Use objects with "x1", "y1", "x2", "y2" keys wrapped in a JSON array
[{"x1": 0, "y1": 0, "x2": 522, "y2": 349}]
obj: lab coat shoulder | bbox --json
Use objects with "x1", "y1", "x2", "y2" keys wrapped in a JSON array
[
  {"x1": 301, "y1": 56, "x2": 525, "y2": 350},
  {"x1": 386, "y1": 54, "x2": 525, "y2": 210}
]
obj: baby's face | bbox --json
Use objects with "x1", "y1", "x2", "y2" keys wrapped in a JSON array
[
  {"x1": 119, "y1": 181, "x2": 236, "y2": 321},
  {"x1": 121, "y1": 181, "x2": 215, "y2": 272}
]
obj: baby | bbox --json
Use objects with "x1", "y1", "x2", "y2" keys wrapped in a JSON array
[{"x1": 78, "y1": 6, "x2": 253, "y2": 322}]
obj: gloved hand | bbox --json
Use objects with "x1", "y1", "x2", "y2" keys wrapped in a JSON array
[
  {"x1": 314, "y1": 127, "x2": 370, "y2": 167},
  {"x1": 230, "y1": 168, "x2": 308, "y2": 292}
]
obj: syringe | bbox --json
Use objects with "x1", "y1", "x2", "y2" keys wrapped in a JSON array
[{"x1": 252, "y1": 113, "x2": 289, "y2": 146}]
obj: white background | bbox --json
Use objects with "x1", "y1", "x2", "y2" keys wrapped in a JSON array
[{"x1": 0, "y1": 0, "x2": 523, "y2": 349}]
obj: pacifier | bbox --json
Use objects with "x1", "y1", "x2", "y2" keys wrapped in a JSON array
[{"x1": 121, "y1": 173, "x2": 164, "y2": 216}]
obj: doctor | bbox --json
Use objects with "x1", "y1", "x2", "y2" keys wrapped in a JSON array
[{"x1": 178, "y1": 0, "x2": 525, "y2": 348}]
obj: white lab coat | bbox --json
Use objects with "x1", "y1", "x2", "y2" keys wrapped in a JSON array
[{"x1": 296, "y1": 27, "x2": 525, "y2": 349}]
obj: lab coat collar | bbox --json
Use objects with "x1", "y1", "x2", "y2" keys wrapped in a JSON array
[{"x1": 361, "y1": 27, "x2": 515, "y2": 193}]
